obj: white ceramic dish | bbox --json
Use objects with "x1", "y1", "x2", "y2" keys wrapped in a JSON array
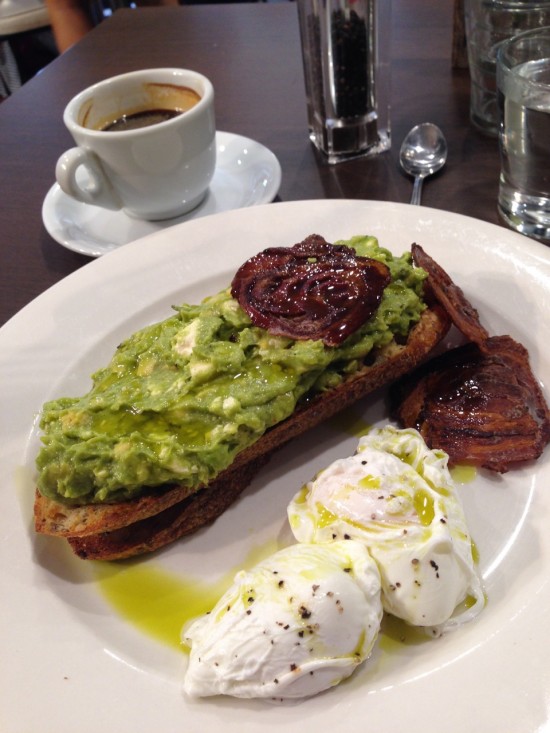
[
  {"x1": 41, "y1": 131, "x2": 282, "y2": 257},
  {"x1": 1, "y1": 200, "x2": 549, "y2": 733}
]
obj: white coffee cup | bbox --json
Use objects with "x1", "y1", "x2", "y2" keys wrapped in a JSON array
[{"x1": 56, "y1": 68, "x2": 216, "y2": 221}]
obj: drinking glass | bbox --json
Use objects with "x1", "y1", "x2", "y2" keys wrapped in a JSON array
[
  {"x1": 497, "y1": 26, "x2": 550, "y2": 242},
  {"x1": 464, "y1": 0, "x2": 550, "y2": 136}
]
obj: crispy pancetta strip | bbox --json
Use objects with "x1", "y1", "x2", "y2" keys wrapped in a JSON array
[
  {"x1": 412, "y1": 243, "x2": 489, "y2": 346},
  {"x1": 393, "y1": 334, "x2": 550, "y2": 472}
]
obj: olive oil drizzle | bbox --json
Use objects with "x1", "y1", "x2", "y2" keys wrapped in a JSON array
[
  {"x1": 92, "y1": 466, "x2": 480, "y2": 658},
  {"x1": 450, "y1": 464, "x2": 477, "y2": 484},
  {"x1": 93, "y1": 540, "x2": 280, "y2": 652}
]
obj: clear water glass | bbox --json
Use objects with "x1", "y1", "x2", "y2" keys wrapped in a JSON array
[
  {"x1": 464, "y1": 0, "x2": 550, "y2": 136},
  {"x1": 497, "y1": 26, "x2": 550, "y2": 242}
]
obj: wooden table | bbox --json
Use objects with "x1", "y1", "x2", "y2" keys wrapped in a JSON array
[{"x1": 0, "y1": 0, "x2": 504, "y2": 327}]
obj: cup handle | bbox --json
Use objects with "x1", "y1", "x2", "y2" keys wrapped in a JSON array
[{"x1": 55, "y1": 147, "x2": 123, "y2": 211}]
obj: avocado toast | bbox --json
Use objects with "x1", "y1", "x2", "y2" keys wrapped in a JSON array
[{"x1": 34, "y1": 235, "x2": 450, "y2": 559}]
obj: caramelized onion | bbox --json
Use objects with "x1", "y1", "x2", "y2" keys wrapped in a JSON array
[{"x1": 231, "y1": 234, "x2": 391, "y2": 346}]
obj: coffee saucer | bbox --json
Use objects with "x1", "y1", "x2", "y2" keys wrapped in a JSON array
[{"x1": 42, "y1": 131, "x2": 282, "y2": 257}]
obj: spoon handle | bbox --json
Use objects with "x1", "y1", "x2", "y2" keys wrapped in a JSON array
[{"x1": 410, "y1": 175, "x2": 424, "y2": 205}]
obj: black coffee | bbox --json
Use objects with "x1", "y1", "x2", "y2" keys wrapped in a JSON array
[{"x1": 101, "y1": 108, "x2": 182, "y2": 132}]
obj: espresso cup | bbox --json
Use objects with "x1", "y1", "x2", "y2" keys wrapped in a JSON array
[{"x1": 56, "y1": 68, "x2": 216, "y2": 221}]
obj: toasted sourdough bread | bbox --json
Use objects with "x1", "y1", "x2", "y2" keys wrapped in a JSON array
[{"x1": 34, "y1": 304, "x2": 450, "y2": 560}]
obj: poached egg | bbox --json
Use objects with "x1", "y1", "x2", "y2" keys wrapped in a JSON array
[
  {"x1": 287, "y1": 427, "x2": 484, "y2": 634},
  {"x1": 182, "y1": 540, "x2": 382, "y2": 699}
]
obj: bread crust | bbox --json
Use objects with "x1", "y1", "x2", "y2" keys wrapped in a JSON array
[
  {"x1": 67, "y1": 453, "x2": 274, "y2": 560},
  {"x1": 34, "y1": 304, "x2": 450, "y2": 558}
]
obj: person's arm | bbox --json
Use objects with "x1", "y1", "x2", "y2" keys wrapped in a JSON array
[
  {"x1": 45, "y1": 0, "x2": 93, "y2": 53},
  {"x1": 46, "y1": 0, "x2": 180, "y2": 54}
]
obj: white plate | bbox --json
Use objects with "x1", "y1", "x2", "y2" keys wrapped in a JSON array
[
  {"x1": 1, "y1": 200, "x2": 549, "y2": 733},
  {"x1": 41, "y1": 131, "x2": 282, "y2": 257}
]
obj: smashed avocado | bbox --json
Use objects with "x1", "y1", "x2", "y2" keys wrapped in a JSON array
[{"x1": 36, "y1": 236, "x2": 427, "y2": 504}]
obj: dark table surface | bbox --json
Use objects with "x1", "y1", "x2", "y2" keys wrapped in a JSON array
[{"x1": 0, "y1": 0, "x2": 505, "y2": 327}]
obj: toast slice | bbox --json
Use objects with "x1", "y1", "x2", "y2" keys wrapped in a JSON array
[
  {"x1": 35, "y1": 304, "x2": 450, "y2": 559},
  {"x1": 67, "y1": 452, "x2": 275, "y2": 560}
]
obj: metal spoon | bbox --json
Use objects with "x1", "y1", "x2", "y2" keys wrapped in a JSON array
[{"x1": 399, "y1": 123, "x2": 448, "y2": 205}]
